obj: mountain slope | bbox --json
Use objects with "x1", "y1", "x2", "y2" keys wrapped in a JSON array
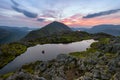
[
  {"x1": 24, "y1": 21, "x2": 72, "y2": 40},
  {"x1": 0, "y1": 28, "x2": 10, "y2": 40},
  {"x1": 0, "y1": 26, "x2": 31, "y2": 44}
]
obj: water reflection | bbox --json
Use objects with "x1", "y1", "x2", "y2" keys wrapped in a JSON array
[{"x1": 0, "y1": 39, "x2": 95, "y2": 74}]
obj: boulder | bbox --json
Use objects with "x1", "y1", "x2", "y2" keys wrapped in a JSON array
[{"x1": 37, "y1": 61, "x2": 48, "y2": 72}]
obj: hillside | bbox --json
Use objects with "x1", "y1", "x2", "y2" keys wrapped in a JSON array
[
  {"x1": 23, "y1": 21, "x2": 72, "y2": 41},
  {"x1": 0, "y1": 26, "x2": 31, "y2": 44},
  {"x1": 0, "y1": 28, "x2": 9, "y2": 40}
]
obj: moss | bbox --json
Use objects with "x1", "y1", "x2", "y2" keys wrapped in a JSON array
[
  {"x1": 0, "y1": 56, "x2": 15, "y2": 69},
  {"x1": 70, "y1": 48, "x2": 97, "y2": 59},
  {"x1": 0, "y1": 72, "x2": 14, "y2": 79},
  {"x1": 105, "y1": 53, "x2": 116, "y2": 59},
  {"x1": 1, "y1": 43, "x2": 27, "y2": 56},
  {"x1": 99, "y1": 38, "x2": 110, "y2": 44},
  {"x1": 90, "y1": 38, "x2": 110, "y2": 50},
  {"x1": 22, "y1": 61, "x2": 41, "y2": 74},
  {"x1": 70, "y1": 38, "x2": 115, "y2": 59},
  {"x1": 0, "y1": 43, "x2": 27, "y2": 69}
]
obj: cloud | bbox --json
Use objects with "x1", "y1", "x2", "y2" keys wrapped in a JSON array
[
  {"x1": 12, "y1": 6, "x2": 23, "y2": 12},
  {"x1": 11, "y1": 0, "x2": 19, "y2": 6},
  {"x1": 11, "y1": 0, "x2": 38, "y2": 18},
  {"x1": 22, "y1": 10, "x2": 38, "y2": 18},
  {"x1": 37, "y1": 18, "x2": 46, "y2": 22},
  {"x1": 83, "y1": 9, "x2": 120, "y2": 18},
  {"x1": 41, "y1": 9, "x2": 57, "y2": 18},
  {"x1": 37, "y1": 17, "x2": 55, "y2": 22}
]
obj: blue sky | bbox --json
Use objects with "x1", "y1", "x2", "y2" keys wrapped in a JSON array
[{"x1": 0, "y1": 0, "x2": 120, "y2": 27}]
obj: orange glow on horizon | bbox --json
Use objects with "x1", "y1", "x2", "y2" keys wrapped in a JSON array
[{"x1": 61, "y1": 13, "x2": 120, "y2": 27}]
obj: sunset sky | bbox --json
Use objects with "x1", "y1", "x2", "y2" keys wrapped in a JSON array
[{"x1": 0, "y1": 0, "x2": 120, "y2": 28}]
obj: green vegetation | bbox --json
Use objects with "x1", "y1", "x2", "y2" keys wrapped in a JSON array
[
  {"x1": 0, "y1": 31, "x2": 112, "y2": 69},
  {"x1": 99, "y1": 38, "x2": 110, "y2": 44},
  {"x1": 0, "y1": 43, "x2": 27, "y2": 68},
  {"x1": 90, "y1": 38, "x2": 110, "y2": 49},
  {"x1": 0, "y1": 31, "x2": 91, "y2": 69},
  {"x1": 2, "y1": 34, "x2": 119, "y2": 80},
  {"x1": 24, "y1": 31, "x2": 92, "y2": 46},
  {"x1": 105, "y1": 52, "x2": 116, "y2": 59},
  {"x1": 0, "y1": 72, "x2": 14, "y2": 79},
  {"x1": 92, "y1": 32, "x2": 114, "y2": 40},
  {"x1": 22, "y1": 61, "x2": 41, "y2": 74},
  {"x1": 70, "y1": 48, "x2": 97, "y2": 59},
  {"x1": 23, "y1": 31, "x2": 114, "y2": 47},
  {"x1": 0, "y1": 56, "x2": 15, "y2": 69},
  {"x1": 70, "y1": 37, "x2": 111, "y2": 58},
  {"x1": 0, "y1": 31, "x2": 114, "y2": 69},
  {"x1": 1, "y1": 43, "x2": 27, "y2": 56}
]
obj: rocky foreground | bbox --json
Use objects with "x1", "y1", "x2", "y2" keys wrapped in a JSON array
[{"x1": 2, "y1": 52, "x2": 120, "y2": 80}]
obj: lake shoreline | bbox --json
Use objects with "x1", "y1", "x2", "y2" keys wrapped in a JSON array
[{"x1": 0, "y1": 39, "x2": 95, "y2": 74}]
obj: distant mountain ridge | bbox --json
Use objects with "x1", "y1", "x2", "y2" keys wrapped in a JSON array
[
  {"x1": 0, "y1": 28, "x2": 10, "y2": 40},
  {"x1": 73, "y1": 24, "x2": 120, "y2": 36},
  {"x1": 0, "y1": 26, "x2": 34, "y2": 44},
  {"x1": 87, "y1": 24, "x2": 120, "y2": 36},
  {"x1": 24, "y1": 21, "x2": 72, "y2": 40}
]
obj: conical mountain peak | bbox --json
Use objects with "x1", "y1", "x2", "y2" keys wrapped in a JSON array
[{"x1": 24, "y1": 21, "x2": 72, "y2": 40}]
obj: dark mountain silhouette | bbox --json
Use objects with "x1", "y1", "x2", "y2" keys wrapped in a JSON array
[{"x1": 24, "y1": 21, "x2": 72, "y2": 40}]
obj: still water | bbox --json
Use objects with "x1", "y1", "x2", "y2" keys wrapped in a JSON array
[{"x1": 0, "y1": 39, "x2": 95, "y2": 74}]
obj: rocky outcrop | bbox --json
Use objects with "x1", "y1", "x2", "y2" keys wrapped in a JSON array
[
  {"x1": 94, "y1": 37, "x2": 120, "y2": 54},
  {"x1": 5, "y1": 70, "x2": 46, "y2": 80}
]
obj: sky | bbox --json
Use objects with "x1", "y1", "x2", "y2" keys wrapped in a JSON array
[{"x1": 0, "y1": 0, "x2": 120, "y2": 28}]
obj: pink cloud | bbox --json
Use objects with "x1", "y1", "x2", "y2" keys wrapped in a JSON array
[{"x1": 60, "y1": 12, "x2": 120, "y2": 27}]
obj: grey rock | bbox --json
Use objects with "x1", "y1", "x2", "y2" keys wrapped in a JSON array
[
  {"x1": 56, "y1": 54, "x2": 76, "y2": 65},
  {"x1": 56, "y1": 54, "x2": 68, "y2": 62},
  {"x1": 95, "y1": 51, "x2": 104, "y2": 58},
  {"x1": 6, "y1": 71, "x2": 47, "y2": 80},
  {"x1": 83, "y1": 77, "x2": 92, "y2": 80},
  {"x1": 87, "y1": 58, "x2": 97, "y2": 65},
  {"x1": 52, "y1": 76, "x2": 66, "y2": 80},
  {"x1": 6, "y1": 71, "x2": 32, "y2": 80},
  {"x1": 79, "y1": 62, "x2": 87, "y2": 71},
  {"x1": 101, "y1": 73, "x2": 111, "y2": 80},
  {"x1": 104, "y1": 43, "x2": 120, "y2": 53},
  {"x1": 37, "y1": 61, "x2": 48, "y2": 72},
  {"x1": 112, "y1": 43, "x2": 120, "y2": 53},
  {"x1": 93, "y1": 70, "x2": 101, "y2": 78},
  {"x1": 112, "y1": 72, "x2": 120, "y2": 80},
  {"x1": 36, "y1": 77, "x2": 46, "y2": 80}
]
